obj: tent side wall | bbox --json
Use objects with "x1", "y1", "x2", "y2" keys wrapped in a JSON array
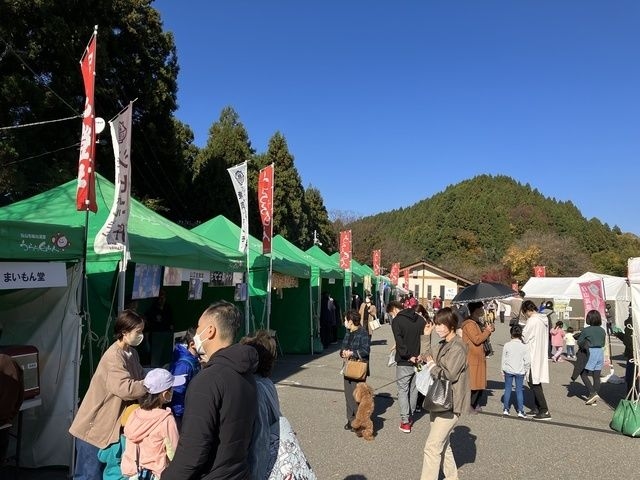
[{"x1": 270, "y1": 277, "x2": 312, "y2": 354}]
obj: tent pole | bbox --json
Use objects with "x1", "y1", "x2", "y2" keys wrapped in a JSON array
[
  {"x1": 266, "y1": 254, "x2": 273, "y2": 332},
  {"x1": 117, "y1": 244, "x2": 127, "y2": 313},
  {"x1": 310, "y1": 276, "x2": 313, "y2": 354},
  {"x1": 245, "y1": 245, "x2": 251, "y2": 335},
  {"x1": 81, "y1": 208, "x2": 94, "y2": 376}
]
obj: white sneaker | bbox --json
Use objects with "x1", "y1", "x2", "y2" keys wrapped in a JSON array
[
  {"x1": 517, "y1": 411, "x2": 526, "y2": 418},
  {"x1": 585, "y1": 394, "x2": 600, "y2": 405},
  {"x1": 502, "y1": 409, "x2": 510, "y2": 416}
]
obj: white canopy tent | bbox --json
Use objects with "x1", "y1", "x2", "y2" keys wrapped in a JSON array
[{"x1": 522, "y1": 271, "x2": 630, "y2": 327}]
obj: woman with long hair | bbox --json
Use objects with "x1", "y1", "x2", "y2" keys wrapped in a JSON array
[{"x1": 461, "y1": 301, "x2": 494, "y2": 412}]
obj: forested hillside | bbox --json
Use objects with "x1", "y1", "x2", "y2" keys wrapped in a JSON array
[{"x1": 342, "y1": 175, "x2": 640, "y2": 283}]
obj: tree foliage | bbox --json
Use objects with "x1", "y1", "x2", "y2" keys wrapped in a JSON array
[
  {"x1": 305, "y1": 186, "x2": 336, "y2": 252},
  {"x1": 344, "y1": 175, "x2": 640, "y2": 281}
]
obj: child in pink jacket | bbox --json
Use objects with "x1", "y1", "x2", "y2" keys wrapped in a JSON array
[
  {"x1": 121, "y1": 369, "x2": 185, "y2": 479},
  {"x1": 550, "y1": 321, "x2": 566, "y2": 362}
]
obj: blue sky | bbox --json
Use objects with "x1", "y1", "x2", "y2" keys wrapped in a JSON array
[{"x1": 154, "y1": 1, "x2": 640, "y2": 235}]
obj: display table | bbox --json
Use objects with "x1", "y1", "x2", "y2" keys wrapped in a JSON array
[{"x1": 13, "y1": 397, "x2": 42, "y2": 468}]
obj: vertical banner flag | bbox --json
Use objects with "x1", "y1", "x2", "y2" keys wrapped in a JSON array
[
  {"x1": 258, "y1": 164, "x2": 274, "y2": 254},
  {"x1": 390, "y1": 263, "x2": 400, "y2": 286},
  {"x1": 228, "y1": 162, "x2": 249, "y2": 253},
  {"x1": 403, "y1": 269, "x2": 409, "y2": 289},
  {"x1": 534, "y1": 265, "x2": 546, "y2": 277},
  {"x1": 372, "y1": 249, "x2": 381, "y2": 276},
  {"x1": 339, "y1": 230, "x2": 352, "y2": 270},
  {"x1": 578, "y1": 278, "x2": 606, "y2": 320},
  {"x1": 94, "y1": 102, "x2": 133, "y2": 253},
  {"x1": 77, "y1": 27, "x2": 98, "y2": 212}
]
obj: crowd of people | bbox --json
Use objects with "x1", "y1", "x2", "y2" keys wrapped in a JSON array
[{"x1": 66, "y1": 288, "x2": 635, "y2": 480}]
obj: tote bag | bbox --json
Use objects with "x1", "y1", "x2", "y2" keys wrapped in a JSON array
[
  {"x1": 266, "y1": 416, "x2": 317, "y2": 480},
  {"x1": 422, "y1": 372, "x2": 453, "y2": 413}
]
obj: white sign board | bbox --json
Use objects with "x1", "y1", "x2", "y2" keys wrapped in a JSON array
[
  {"x1": 0, "y1": 262, "x2": 67, "y2": 289},
  {"x1": 444, "y1": 287, "x2": 457, "y2": 300}
]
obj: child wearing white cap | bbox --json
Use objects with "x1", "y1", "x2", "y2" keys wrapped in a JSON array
[{"x1": 120, "y1": 368, "x2": 185, "y2": 480}]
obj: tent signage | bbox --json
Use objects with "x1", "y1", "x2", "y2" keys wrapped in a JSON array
[{"x1": 0, "y1": 261, "x2": 67, "y2": 289}]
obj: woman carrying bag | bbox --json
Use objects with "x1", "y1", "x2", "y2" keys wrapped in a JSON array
[
  {"x1": 340, "y1": 309, "x2": 371, "y2": 431},
  {"x1": 419, "y1": 308, "x2": 469, "y2": 480},
  {"x1": 461, "y1": 301, "x2": 494, "y2": 413}
]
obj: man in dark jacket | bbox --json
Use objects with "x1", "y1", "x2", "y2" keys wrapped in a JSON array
[
  {"x1": 163, "y1": 301, "x2": 259, "y2": 480},
  {"x1": 388, "y1": 300, "x2": 426, "y2": 433}
]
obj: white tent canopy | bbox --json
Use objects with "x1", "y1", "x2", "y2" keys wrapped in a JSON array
[{"x1": 522, "y1": 271, "x2": 630, "y2": 327}]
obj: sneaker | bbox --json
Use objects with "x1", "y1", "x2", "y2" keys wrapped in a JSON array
[
  {"x1": 585, "y1": 394, "x2": 600, "y2": 405},
  {"x1": 532, "y1": 411, "x2": 552, "y2": 421},
  {"x1": 344, "y1": 422, "x2": 354, "y2": 431},
  {"x1": 502, "y1": 409, "x2": 510, "y2": 416},
  {"x1": 525, "y1": 409, "x2": 539, "y2": 416},
  {"x1": 517, "y1": 411, "x2": 526, "y2": 418},
  {"x1": 399, "y1": 422, "x2": 411, "y2": 433}
]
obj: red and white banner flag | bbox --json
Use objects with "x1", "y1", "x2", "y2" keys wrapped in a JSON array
[
  {"x1": 258, "y1": 164, "x2": 274, "y2": 254},
  {"x1": 403, "y1": 268, "x2": 409, "y2": 289},
  {"x1": 76, "y1": 28, "x2": 98, "y2": 213},
  {"x1": 372, "y1": 249, "x2": 381, "y2": 276},
  {"x1": 339, "y1": 230, "x2": 352, "y2": 270},
  {"x1": 94, "y1": 102, "x2": 133, "y2": 254},
  {"x1": 578, "y1": 279, "x2": 606, "y2": 320},
  {"x1": 534, "y1": 265, "x2": 546, "y2": 277},
  {"x1": 228, "y1": 162, "x2": 249, "y2": 253},
  {"x1": 390, "y1": 263, "x2": 400, "y2": 286}
]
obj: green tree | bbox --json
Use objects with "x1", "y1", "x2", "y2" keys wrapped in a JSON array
[
  {"x1": 192, "y1": 107, "x2": 255, "y2": 225},
  {"x1": 305, "y1": 185, "x2": 336, "y2": 252},
  {"x1": 267, "y1": 132, "x2": 309, "y2": 247},
  {"x1": 0, "y1": 0, "x2": 185, "y2": 214}
]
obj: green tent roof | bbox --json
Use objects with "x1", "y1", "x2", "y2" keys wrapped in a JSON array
[
  {"x1": 273, "y1": 236, "x2": 343, "y2": 279},
  {"x1": 329, "y1": 252, "x2": 370, "y2": 282},
  {"x1": 192, "y1": 216, "x2": 311, "y2": 278},
  {"x1": 0, "y1": 175, "x2": 243, "y2": 271},
  {"x1": 305, "y1": 245, "x2": 346, "y2": 279}
]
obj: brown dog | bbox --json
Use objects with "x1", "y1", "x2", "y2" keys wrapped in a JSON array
[{"x1": 351, "y1": 382, "x2": 375, "y2": 440}]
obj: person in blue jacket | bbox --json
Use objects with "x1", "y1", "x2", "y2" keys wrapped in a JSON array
[{"x1": 169, "y1": 328, "x2": 201, "y2": 430}]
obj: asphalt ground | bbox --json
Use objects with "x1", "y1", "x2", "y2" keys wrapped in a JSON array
[
  {"x1": 272, "y1": 321, "x2": 634, "y2": 480},
  {"x1": 8, "y1": 320, "x2": 634, "y2": 480}
]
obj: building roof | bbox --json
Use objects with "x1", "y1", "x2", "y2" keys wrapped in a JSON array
[{"x1": 401, "y1": 260, "x2": 474, "y2": 286}]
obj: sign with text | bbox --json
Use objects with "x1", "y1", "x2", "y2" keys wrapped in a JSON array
[
  {"x1": 372, "y1": 249, "x2": 381, "y2": 276},
  {"x1": 533, "y1": 265, "x2": 546, "y2": 277},
  {"x1": 0, "y1": 262, "x2": 67, "y2": 289},
  {"x1": 578, "y1": 278, "x2": 606, "y2": 320},
  {"x1": 339, "y1": 230, "x2": 352, "y2": 270},
  {"x1": 390, "y1": 263, "x2": 400, "y2": 286}
]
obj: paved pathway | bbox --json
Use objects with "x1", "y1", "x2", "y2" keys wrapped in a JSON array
[{"x1": 273, "y1": 320, "x2": 633, "y2": 479}]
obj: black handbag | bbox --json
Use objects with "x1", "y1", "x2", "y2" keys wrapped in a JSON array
[
  {"x1": 422, "y1": 372, "x2": 453, "y2": 413},
  {"x1": 483, "y1": 339, "x2": 494, "y2": 357}
]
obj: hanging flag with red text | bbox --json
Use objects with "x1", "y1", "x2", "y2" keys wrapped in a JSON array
[
  {"x1": 258, "y1": 164, "x2": 274, "y2": 254},
  {"x1": 578, "y1": 278, "x2": 607, "y2": 320},
  {"x1": 534, "y1": 265, "x2": 546, "y2": 277},
  {"x1": 339, "y1": 230, "x2": 352, "y2": 270},
  {"x1": 390, "y1": 263, "x2": 400, "y2": 286},
  {"x1": 76, "y1": 27, "x2": 98, "y2": 212},
  {"x1": 403, "y1": 269, "x2": 409, "y2": 289},
  {"x1": 94, "y1": 102, "x2": 133, "y2": 254},
  {"x1": 372, "y1": 249, "x2": 381, "y2": 276}
]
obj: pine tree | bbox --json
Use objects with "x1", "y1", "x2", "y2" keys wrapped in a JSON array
[{"x1": 305, "y1": 186, "x2": 337, "y2": 252}]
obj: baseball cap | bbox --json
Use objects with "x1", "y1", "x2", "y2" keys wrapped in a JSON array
[{"x1": 143, "y1": 368, "x2": 186, "y2": 394}]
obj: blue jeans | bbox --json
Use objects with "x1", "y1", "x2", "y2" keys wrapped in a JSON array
[
  {"x1": 503, "y1": 372, "x2": 525, "y2": 413},
  {"x1": 396, "y1": 365, "x2": 417, "y2": 423},
  {"x1": 566, "y1": 345, "x2": 575, "y2": 357},
  {"x1": 73, "y1": 438, "x2": 104, "y2": 480}
]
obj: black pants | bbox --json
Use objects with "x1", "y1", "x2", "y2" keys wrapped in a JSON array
[
  {"x1": 470, "y1": 389, "x2": 484, "y2": 409},
  {"x1": 528, "y1": 371, "x2": 549, "y2": 413},
  {"x1": 580, "y1": 369, "x2": 601, "y2": 397}
]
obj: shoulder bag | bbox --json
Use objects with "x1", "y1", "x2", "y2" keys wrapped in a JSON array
[
  {"x1": 422, "y1": 371, "x2": 453, "y2": 413},
  {"x1": 265, "y1": 406, "x2": 316, "y2": 479}
]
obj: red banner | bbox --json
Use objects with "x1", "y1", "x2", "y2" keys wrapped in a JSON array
[
  {"x1": 403, "y1": 269, "x2": 409, "y2": 289},
  {"x1": 534, "y1": 265, "x2": 546, "y2": 277},
  {"x1": 258, "y1": 164, "x2": 274, "y2": 254},
  {"x1": 339, "y1": 230, "x2": 352, "y2": 270},
  {"x1": 372, "y1": 250, "x2": 381, "y2": 276},
  {"x1": 578, "y1": 279, "x2": 607, "y2": 320},
  {"x1": 76, "y1": 30, "x2": 97, "y2": 212},
  {"x1": 390, "y1": 263, "x2": 400, "y2": 286}
]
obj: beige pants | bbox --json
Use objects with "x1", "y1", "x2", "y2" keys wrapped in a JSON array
[{"x1": 420, "y1": 411, "x2": 460, "y2": 480}]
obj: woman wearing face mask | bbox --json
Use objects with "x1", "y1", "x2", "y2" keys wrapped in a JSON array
[
  {"x1": 358, "y1": 295, "x2": 378, "y2": 338},
  {"x1": 419, "y1": 308, "x2": 469, "y2": 480},
  {"x1": 340, "y1": 309, "x2": 371, "y2": 432},
  {"x1": 461, "y1": 301, "x2": 495, "y2": 413},
  {"x1": 69, "y1": 310, "x2": 148, "y2": 480}
]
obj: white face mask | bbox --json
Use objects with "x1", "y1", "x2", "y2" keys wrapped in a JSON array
[
  {"x1": 344, "y1": 321, "x2": 350, "y2": 330},
  {"x1": 193, "y1": 327, "x2": 208, "y2": 355},
  {"x1": 127, "y1": 332, "x2": 144, "y2": 347}
]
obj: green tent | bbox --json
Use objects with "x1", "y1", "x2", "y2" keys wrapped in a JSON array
[{"x1": 192, "y1": 216, "x2": 311, "y2": 339}]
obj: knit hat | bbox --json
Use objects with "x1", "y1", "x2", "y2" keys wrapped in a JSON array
[{"x1": 143, "y1": 368, "x2": 186, "y2": 394}]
